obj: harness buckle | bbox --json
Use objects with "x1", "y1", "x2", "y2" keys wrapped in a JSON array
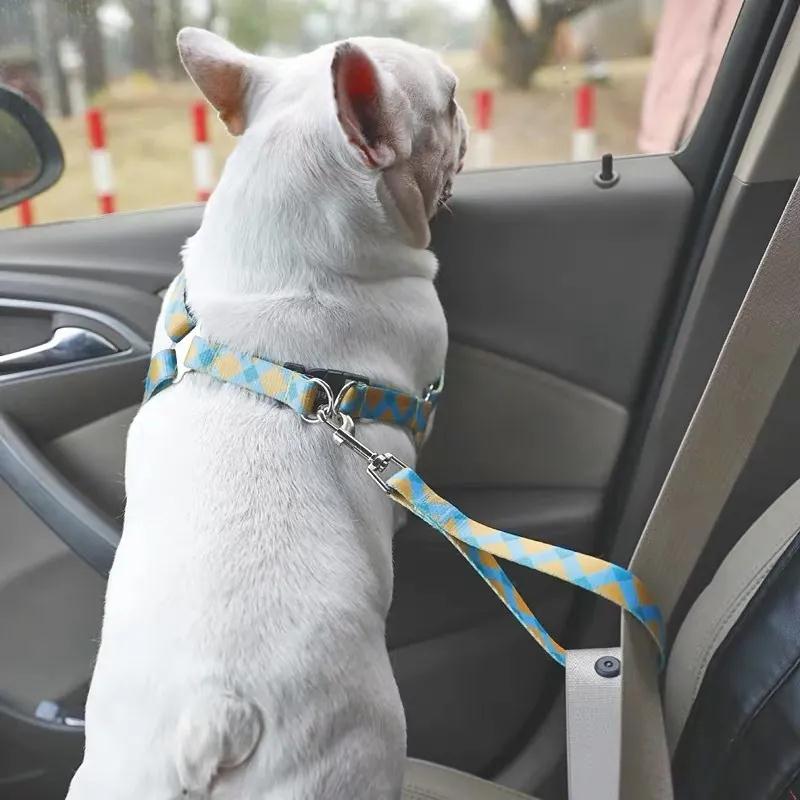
[{"x1": 284, "y1": 363, "x2": 369, "y2": 402}]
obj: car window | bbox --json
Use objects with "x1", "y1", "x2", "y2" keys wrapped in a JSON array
[{"x1": 0, "y1": 0, "x2": 743, "y2": 228}]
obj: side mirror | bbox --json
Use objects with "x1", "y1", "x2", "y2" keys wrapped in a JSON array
[{"x1": 0, "y1": 85, "x2": 64, "y2": 212}]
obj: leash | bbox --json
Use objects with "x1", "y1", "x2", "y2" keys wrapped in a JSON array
[
  {"x1": 309, "y1": 395, "x2": 665, "y2": 668},
  {"x1": 144, "y1": 273, "x2": 665, "y2": 668}
]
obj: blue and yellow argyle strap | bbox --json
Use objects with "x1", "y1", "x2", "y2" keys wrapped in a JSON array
[
  {"x1": 143, "y1": 273, "x2": 197, "y2": 401},
  {"x1": 142, "y1": 272, "x2": 442, "y2": 436},
  {"x1": 387, "y1": 467, "x2": 666, "y2": 668},
  {"x1": 143, "y1": 349, "x2": 178, "y2": 401},
  {"x1": 164, "y1": 272, "x2": 196, "y2": 343},
  {"x1": 338, "y1": 378, "x2": 442, "y2": 436},
  {"x1": 184, "y1": 336, "x2": 321, "y2": 417}
]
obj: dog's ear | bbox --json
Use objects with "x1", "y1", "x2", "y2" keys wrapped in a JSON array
[
  {"x1": 177, "y1": 27, "x2": 255, "y2": 136},
  {"x1": 331, "y1": 42, "x2": 399, "y2": 169},
  {"x1": 332, "y1": 40, "x2": 434, "y2": 248}
]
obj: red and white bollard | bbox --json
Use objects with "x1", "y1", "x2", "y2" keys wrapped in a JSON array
[
  {"x1": 472, "y1": 89, "x2": 494, "y2": 169},
  {"x1": 191, "y1": 101, "x2": 215, "y2": 202},
  {"x1": 572, "y1": 83, "x2": 596, "y2": 162},
  {"x1": 17, "y1": 199, "x2": 34, "y2": 227},
  {"x1": 85, "y1": 107, "x2": 115, "y2": 215}
]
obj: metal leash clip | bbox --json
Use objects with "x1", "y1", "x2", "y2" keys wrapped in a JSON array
[{"x1": 302, "y1": 377, "x2": 407, "y2": 493}]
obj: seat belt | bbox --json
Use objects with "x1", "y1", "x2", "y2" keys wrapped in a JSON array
[
  {"x1": 566, "y1": 648, "x2": 622, "y2": 799},
  {"x1": 566, "y1": 174, "x2": 800, "y2": 800},
  {"x1": 621, "y1": 174, "x2": 800, "y2": 799}
]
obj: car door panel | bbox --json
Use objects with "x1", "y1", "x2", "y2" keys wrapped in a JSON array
[
  {"x1": 0, "y1": 273, "x2": 157, "y2": 440},
  {"x1": 434, "y1": 158, "x2": 693, "y2": 405},
  {"x1": 42, "y1": 406, "x2": 135, "y2": 520},
  {"x1": 0, "y1": 205, "x2": 201, "y2": 293},
  {"x1": 394, "y1": 155, "x2": 694, "y2": 768},
  {"x1": 420, "y1": 341, "x2": 628, "y2": 489},
  {"x1": 0, "y1": 482, "x2": 104, "y2": 713}
]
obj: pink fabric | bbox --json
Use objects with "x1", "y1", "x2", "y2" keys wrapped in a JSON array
[{"x1": 638, "y1": 0, "x2": 743, "y2": 154}]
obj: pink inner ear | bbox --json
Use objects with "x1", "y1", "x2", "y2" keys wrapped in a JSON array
[
  {"x1": 343, "y1": 50, "x2": 379, "y2": 103},
  {"x1": 333, "y1": 43, "x2": 393, "y2": 169}
]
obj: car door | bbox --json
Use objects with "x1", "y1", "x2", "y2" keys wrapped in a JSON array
[{"x1": 0, "y1": 0, "x2": 796, "y2": 797}]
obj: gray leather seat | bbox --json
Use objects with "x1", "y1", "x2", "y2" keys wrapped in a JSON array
[{"x1": 399, "y1": 477, "x2": 800, "y2": 799}]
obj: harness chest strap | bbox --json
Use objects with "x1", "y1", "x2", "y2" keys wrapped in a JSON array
[{"x1": 144, "y1": 272, "x2": 443, "y2": 439}]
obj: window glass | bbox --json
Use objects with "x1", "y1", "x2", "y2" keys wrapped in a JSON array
[{"x1": 0, "y1": 0, "x2": 743, "y2": 227}]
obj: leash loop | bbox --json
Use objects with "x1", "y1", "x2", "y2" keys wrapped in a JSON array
[{"x1": 310, "y1": 412, "x2": 666, "y2": 668}]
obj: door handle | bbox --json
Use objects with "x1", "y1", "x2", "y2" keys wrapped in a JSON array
[{"x1": 0, "y1": 326, "x2": 119, "y2": 376}]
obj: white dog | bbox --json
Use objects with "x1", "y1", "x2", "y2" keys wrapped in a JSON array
[{"x1": 66, "y1": 28, "x2": 467, "y2": 800}]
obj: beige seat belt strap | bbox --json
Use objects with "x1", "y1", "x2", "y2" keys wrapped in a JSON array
[
  {"x1": 566, "y1": 648, "x2": 622, "y2": 800},
  {"x1": 617, "y1": 175, "x2": 800, "y2": 799}
]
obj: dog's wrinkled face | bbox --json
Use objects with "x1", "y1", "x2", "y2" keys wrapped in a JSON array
[{"x1": 177, "y1": 28, "x2": 467, "y2": 249}]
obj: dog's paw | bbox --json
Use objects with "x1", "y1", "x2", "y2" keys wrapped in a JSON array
[{"x1": 175, "y1": 689, "x2": 262, "y2": 794}]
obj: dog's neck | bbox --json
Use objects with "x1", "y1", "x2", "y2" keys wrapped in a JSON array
[
  {"x1": 184, "y1": 114, "x2": 437, "y2": 294},
  {"x1": 179, "y1": 125, "x2": 445, "y2": 395}
]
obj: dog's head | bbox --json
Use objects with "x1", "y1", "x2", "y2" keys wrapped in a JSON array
[{"x1": 177, "y1": 28, "x2": 467, "y2": 251}]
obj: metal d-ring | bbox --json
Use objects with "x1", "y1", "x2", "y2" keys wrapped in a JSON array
[
  {"x1": 300, "y1": 377, "x2": 335, "y2": 424},
  {"x1": 333, "y1": 379, "x2": 359, "y2": 414},
  {"x1": 423, "y1": 375, "x2": 443, "y2": 403}
]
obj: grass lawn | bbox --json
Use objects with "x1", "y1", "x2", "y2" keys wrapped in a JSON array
[{"x1": 0, "y1": 54, "x2": 649, "y2": 230}]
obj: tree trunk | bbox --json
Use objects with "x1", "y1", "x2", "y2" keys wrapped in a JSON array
[
  {"x1": 73, "y1": 0, "x2": 107, "y2": 95},
  {"x1": 203, "y1": 0, "x2": 218, "y2": 31},
  {"x1": 490, "y1": 0, "x2": 612, "y2": 89},
  {"x1": 166, "y1": 0, "x2": 184, "y2": 80},
  {"x1": 498, "y1": 27, "x2": 555, "y2": 89},
  {"x1": 491, "y1": 0, "x2": 552, "y2": 89},
  {"x1": 124, "y1": 0, "x2": 159, "y2": 76},
  {"x1": 42, "y1": 0, "x2": 72, "y2": 116}
]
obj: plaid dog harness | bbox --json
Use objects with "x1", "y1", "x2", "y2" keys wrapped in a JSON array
[
  {"x1": 144, "y1": 272, "x2": 443, "y2": 440},
  {"x1": 143, "y1": 272, "x2": 665, "y2": 668}
]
